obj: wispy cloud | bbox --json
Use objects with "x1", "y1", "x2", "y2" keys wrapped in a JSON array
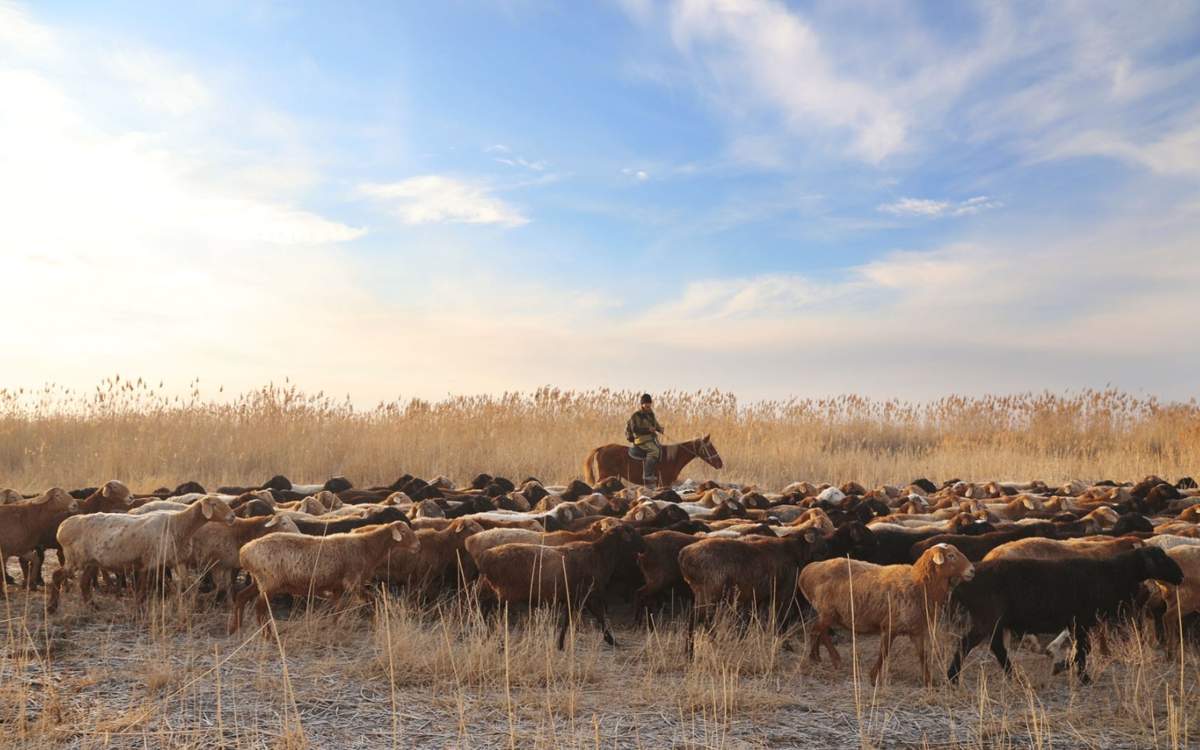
[
  {"x1": 108, "y1": 49, "x2": 211, "y2": 116},
  {"x1": 658, "y1": 0, "x2": 907, "y2": 163},
  {"x1": 621, "y1": 167, "x2": 649, "y2": 181},
  {"x1": 1043, "y1": 121, "x2": 1200, "y2": 178},
  {"x1": 878, "y1": 196, "x2": 1001, "y2": 218},
  {"x1": 359, "y1": 176, "x2": 528, "y2": 227},
  {"x1": 0, "y1": 0, "x2": 57, "y2": 57}
]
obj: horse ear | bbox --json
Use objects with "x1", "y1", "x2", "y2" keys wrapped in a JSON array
[{"x1": 704, "y1": 433, "x2": 710, "y2": 441}]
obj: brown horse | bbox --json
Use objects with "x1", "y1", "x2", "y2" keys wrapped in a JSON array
[{"x1": 583, "y1": 435, "x2": 723, "y2": 488}]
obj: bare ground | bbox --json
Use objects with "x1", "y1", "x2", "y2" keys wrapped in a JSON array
[{"x1": 2, "y1": 556, "x2": 1197, "y2": 750}]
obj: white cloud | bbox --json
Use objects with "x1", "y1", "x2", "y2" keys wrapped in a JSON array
[
  {"x1": 878, "y1": 196, "x2": 1001, "y2": 218},
  {"x1": 108, "y1": 49, "x2": 211, "y2": 116},
  {"x1": 359, "y1": 176, "x2": 528, "y2": 227},
  {"x1": 622, "y1": 1, "x2": 1200, "y2": 177},
  {"x1": 661, "y1": 0, "x2": 906, "y2": 163},
  {"x1": 1045, "y1": 122, "x2": 1200, "y2": 178},
  {"x1": 622, "y1": 167, "x2": 649, "y2": 181},
  {"x1": 0, "y1": 1, "x2": 57, "y2": 57}
]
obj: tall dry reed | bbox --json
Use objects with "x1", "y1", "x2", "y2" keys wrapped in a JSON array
[{"x1": 1, "y1": 378, "x2": 1197, "y2": 491}]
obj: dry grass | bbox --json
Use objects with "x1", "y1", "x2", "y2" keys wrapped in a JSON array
[
  {"x1": 2, "y1": 379, "x2": 1199, "y2": 747},
  {"x1": 2, "y1": 570, "x2": 1197, "y2": 749},
  {"x1": 1, "y1": 379, "x2": 1198, "y2": 492}
]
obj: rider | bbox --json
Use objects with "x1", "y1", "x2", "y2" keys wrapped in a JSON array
[{"x1": 625, "y1": 393, "x2": 665, "y2": 487}]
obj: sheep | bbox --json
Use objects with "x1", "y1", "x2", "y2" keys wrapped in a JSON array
[
  {"x1": 908, "y1": 523, "x2": 1057, "y2": 562},
  {"x1": 49, "y1": 495, "x2": 237, "y2": 612},
  {"x1": 632, "y1": 530, "x2": 704, "y2": 622},
  {"x1": 981, "y1": 536, "x2": 1142, "y2": 562},
  {"x1": 229, "y1": 521, "x2": 420, "y2": 635},
  {"x1": 386, "y1": 518, "x2": 485, "y2": 592},
  {"x1": 679, "y1": 530, "x2": 828, "y2": 651},
  {"x1": 130, "y1": 500, "x2": 191, "y2": 515},
  {"x1": 0, "y1": 488, "x2": 79, "y2": 591},
  {"x1": 475, "y1": 524, "x2": 646, "y2": 649},
  {"x1": 1147, "y1": 534, "x2": 1200, "y2": 551},
  {"x1": 464, "y1": 518, "x2": 621, "y2": 562},
  {"x1": 1155, "y1": 545, "x2": 1200, "y2": 640},
  {"x1": 188, "y1": 514, "x2": 300, "y2": 601},
  {"x1": 289, "y1": 506, "x2": 411, "y2": 536},
  {"x1": 947, "y1": 547, "x2": 1184, "y2": 683},
  {"x1": 799, "y1": 543, "x2": 974, "y2": 684}
]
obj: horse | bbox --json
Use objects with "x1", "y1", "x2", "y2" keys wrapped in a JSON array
[{"x1": 583, "y1": 435, "x2": 723, "y2": 488}]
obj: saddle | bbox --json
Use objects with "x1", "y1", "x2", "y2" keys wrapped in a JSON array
[{"x1": 628, "y1": 445, "x2": 647, "y2": 461}]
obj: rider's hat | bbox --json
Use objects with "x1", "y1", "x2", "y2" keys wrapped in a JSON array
[{"x1": 640, "y1": 393, "x2": 653, "y2": 404}]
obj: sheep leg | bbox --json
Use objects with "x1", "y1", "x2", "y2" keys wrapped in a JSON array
[
  {"x1": 632, "y1": 586, "x2": 651, "y2": 625},
  {"x1": 556, "y1": 604, "x2": 572, "y2": 650},
  {"x1": 948, "y1": 628, "x2": 987, "y2": 683},
  {"x1": 869, "y1": 629, "x2": 895, "y2": 683},
  {"x1": 134, "y1": 569, "x2": 150, "y2": 604},
  {"x1": 47, "y1": 567, "x2": 71, "y2": 614},
  {"x1": 80, "y1": 564, "x2": 99, "y2": 607},
  {"x1": 228, "y1": 581, "x2": 259, "y2": 635},
  {"x1": 1071, "y1": 626, "x2": 1092, "y2": 685},
  {"x1": 687, "y1": 603, "x2": 704, "y2": 659},
  {"x1": 911, "y1": 633, "x2": 931, "y2": 686},
  {"x1": 585, "y1": 596, "x2": 615, "y2": 646},
  {"x1": 18, "y1": 552, "x2": 42, "y2": 591},
  {"x1": 254, "y1": 592, "x2": 272, "y2": 636},
  {"x1": 988, "y1": 629, "x2": 1012, "y2": 676},
  {"x1": 807, "y1": 621, "x2": 825, "y2": 662}
]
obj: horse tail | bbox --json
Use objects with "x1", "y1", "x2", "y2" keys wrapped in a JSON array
[{"x1": 583, "y1": 447, "x2": 600, "y2": 484}]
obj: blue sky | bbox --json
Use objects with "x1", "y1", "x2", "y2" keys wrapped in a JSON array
[{"x1": 3, "y1": 1, "x2": 1199, "y2": 404}]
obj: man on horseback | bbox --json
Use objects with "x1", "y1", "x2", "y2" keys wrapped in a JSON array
[{"x1": 625, "y1": 393, "x2": 665, "y2": 487}]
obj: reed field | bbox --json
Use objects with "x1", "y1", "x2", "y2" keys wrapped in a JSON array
[
  {"x1": 2, "y1": 378, "x2": 1199, "y2": 748},
  {"x1": 1, "y1": 378, "x2": 1198, "y2": 492}
]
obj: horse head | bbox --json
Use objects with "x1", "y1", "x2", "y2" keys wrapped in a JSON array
[{"x1": 697, "y1": 434, "x2": 723, "y2": 469}]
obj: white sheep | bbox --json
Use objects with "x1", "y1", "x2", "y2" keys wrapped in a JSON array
[
  {"x1": 49, "y1": 495, "x2": 236, "y2": 612},
  {"x1": 229, "y1": 521, "x2": 419, "y2": 634}
]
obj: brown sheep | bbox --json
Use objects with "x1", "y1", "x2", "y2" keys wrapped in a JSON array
[
  {"x1": 982, "y1": 536, "x2": 1142, "y2": 562},
  {"x1": 386, "y1": 518, "x2": 485, "y2": 592},
  {"x1": 800, "y1": 543, "x2": 975, "y2": 684},
  {"x1": 0, "y1": 488, "x2": 79, "y2": 591},
  {"x1": 633, "y1": 530, "x2": 703, "y2": 621},
  {"x1": 679, "y1": 530, "x2": 828, "y2": 651},
  {"x1": 464, "y1": 518, "x2": 620, "y2": 563},
  {"x1": 475, "y1": 524, "x2": 645, "y2": 649},
  {"x1": 229, "y1": 521, "x2": 420, "y2": 634},
  {"x1": 188, "y1": 514, "x2": 300, "y2": 601}
]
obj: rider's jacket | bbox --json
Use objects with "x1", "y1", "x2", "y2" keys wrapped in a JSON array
[{"x1": 625, "y1": 409, "x2": 662, "y2": 446}]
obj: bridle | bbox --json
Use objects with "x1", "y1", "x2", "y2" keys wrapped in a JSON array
[{"x1": 673, "y1": 436, "x2": 721, "y2": 468}]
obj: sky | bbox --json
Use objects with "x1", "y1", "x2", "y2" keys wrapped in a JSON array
[{"x1": 2, "y1": 0, "x2": 1199, "y2": 405}]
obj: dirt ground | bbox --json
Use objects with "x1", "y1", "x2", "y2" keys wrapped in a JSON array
[{"x1": 2, "y1": 558, "x2": 1197, "y2": 750}]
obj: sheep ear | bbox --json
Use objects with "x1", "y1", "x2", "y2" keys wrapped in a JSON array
[
  {"x1": 1022, "y1": 497, "x2": 1036, "y2": 509},
  {"x1": 391, "y1": 525, "x2": 406, "y2": 542},
  {"x1": 202, "y1": 500, "x2": 214, "y2": 520},
  {"x1": 932, "y1": 546, "x2": 946, "y2": 565},
  {"x1": 264, "y1": 516, "x2": 278, "y2": 528},
  {"x1": 803, "y1": 528, "x2": 818, "y2": 543},
  {"x1": 32, "y1": 492, "x2": 51, "y2": 505}
]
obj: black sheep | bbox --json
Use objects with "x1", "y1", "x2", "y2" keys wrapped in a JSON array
[{"x1": 948, "y1": 547, "x2": 1183, "y2": 683}]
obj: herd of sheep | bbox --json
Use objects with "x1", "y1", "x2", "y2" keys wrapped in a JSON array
[{"x1": 2, "y1": 471, "x2": 1199, "y2": 685}]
